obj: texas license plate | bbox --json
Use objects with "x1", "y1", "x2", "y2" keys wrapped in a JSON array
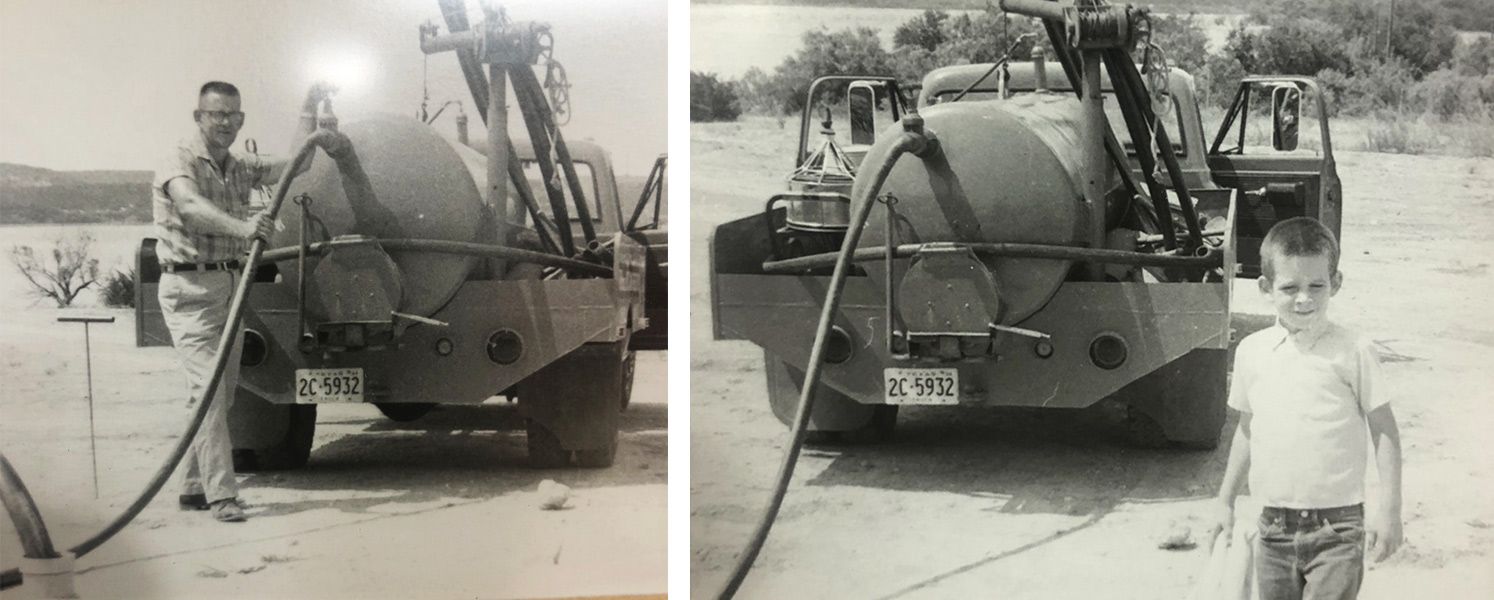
[
  {"x1": 294, "y1": 368, "x2": 364, "y2": 403},
  {"x1": 883, "y1": 368, "x2": 959, "y2": 405}
]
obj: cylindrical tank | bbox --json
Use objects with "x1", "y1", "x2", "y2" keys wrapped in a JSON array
[
  {"x1": 277, "y1": 114, "x2": 492, "y2": 319},
  {"x1": 858, "y1": 93, "x2": 1118, "y2": 323},
  {"x1": 785, "y1": 170, "x2": 853, "y2": 231}
]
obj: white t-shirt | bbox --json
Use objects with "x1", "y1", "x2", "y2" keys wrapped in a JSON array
[{"x1": 1228, "y1": 321, "x2": 1387, "y2": 509}]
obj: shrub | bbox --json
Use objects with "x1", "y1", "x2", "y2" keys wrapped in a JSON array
[
  {"x1": 893, "y1": 9, "x2": 948, "y2": 52},
  {"x1": 1452, "y1": 37, "x2": 1494, "y2": 77},
  {"x1": 772, "y1": 27, "x2": 894, "y2": 115},
  {"x1": 101, "y1": 267, "x2": 135, "y2": 308},
  {"x1": 888, "y1": 10, "x2": 1049, "y2": 94},
  {"x1": 1315, "y1": 47, "x2": 1419, "y2": 116},
  {"x1": 1226, "y1": 17, "x2": 1351, "y2": 76},
  {"x1": 1410, "y1": 69, "x2": 1491, "y2": 120},
  {"x1": 1361, "y1": 111, "x2": 1437, "y2": 155},
  {"x1": 734, "y1": 67, "x2": 784, "y2": 115},
  {"x1": 691, "y1": 71, "x2": 741, "y2": 122},
  {"x1": 9, "y1": 232, "x2": 100, "y2": 307},
  {"x1": 1142, "y1": 13, "x2": 1211, "y2": 74},
  {"x1": 1197, "y1": 52, "x2": 1249, "y2": 109}
]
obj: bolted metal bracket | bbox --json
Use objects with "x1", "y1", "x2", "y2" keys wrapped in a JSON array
[{"x1": 420, "y1": 16, "x2": 549, "y2": 65}]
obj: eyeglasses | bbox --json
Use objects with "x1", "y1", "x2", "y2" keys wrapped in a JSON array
[{"x1": 197, "y1": 110, "x2": 245, "y2": 124}]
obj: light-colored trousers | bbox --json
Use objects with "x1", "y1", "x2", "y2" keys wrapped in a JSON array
[{"x1": 159, "y1": 270, "x2": 244, "y2": 503}]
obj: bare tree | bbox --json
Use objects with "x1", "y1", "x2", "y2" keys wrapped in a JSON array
[{"x1": 9, "y1": 232, "x2": 101, "y2": 308}]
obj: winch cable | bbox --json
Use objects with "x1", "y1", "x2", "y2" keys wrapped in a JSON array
[
  {"x1": 717, "y1": 120, "x2": 940, "y2": 599},
  {"x1": 57, "y1": 131, "x2": 341, "y2": 561}
]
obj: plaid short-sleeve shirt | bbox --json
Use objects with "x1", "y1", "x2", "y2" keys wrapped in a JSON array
[{"x1": 152, "y1": 132, "x2": 275, "y2": 264}]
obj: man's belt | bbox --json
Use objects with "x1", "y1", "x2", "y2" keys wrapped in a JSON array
[{"x1": 160, "y1": 260, "x2": 243, "y2": 273}]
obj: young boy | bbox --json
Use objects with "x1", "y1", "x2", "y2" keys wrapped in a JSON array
[{"x1": 1211, "y1": 217, "x2": 1403, "y2": 599}]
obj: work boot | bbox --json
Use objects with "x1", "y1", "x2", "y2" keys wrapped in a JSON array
[
  {"x1": 210, "y1": 498, "x2": 247, "y2": 523},
  {"x1": 179, "y1": 493, "x2": 209, "y2": 511}
]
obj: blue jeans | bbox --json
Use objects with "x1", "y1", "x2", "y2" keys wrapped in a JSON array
[{"x1": 1256, "y1": 504, "x2": 1365, "y2": 600}]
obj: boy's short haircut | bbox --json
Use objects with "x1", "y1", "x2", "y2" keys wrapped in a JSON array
[
  {"x1": 1260, "y1": 216, "x2": 1339, "y2": 280},
  {"x1": 199, "y1": 81, "x2": 240, "y2": 99}
]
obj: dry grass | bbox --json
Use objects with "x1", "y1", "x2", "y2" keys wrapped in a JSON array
[{"x1": 1196, "y1": 106, "x2": 1494, "y2": 158}]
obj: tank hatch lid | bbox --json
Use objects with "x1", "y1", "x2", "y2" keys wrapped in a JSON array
[{"x1": 788, "y1": 125, "x2": 857, "y2": 186}]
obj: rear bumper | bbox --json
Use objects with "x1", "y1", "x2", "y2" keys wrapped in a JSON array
[{"x1": 713, "y1": 275, "x2": 1228, "y2": 408}]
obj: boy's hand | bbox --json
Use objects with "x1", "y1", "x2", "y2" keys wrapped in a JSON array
[
  {"x1": 1367, "y1": 510, "x2": 1404, "y2": 562},
  {"x1": 1204, "y1": 498, "x2": 1234, "y2": 545}
]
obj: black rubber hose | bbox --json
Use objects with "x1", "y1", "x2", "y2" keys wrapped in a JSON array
[
  {"x1": 1099, "y1": 50, "x2": 1179, "y2": 251},
  {"x1": 761, "y1": 241, "x2": 1221, "y2": 273},
  {"x1": 0, "y1": 453, "x2": 58, "y2": 560},
  {"x1": 0, "y1": 452, "x2": 60, "y2": 586},
  {"x1": 1104, "y1": 48, "x2": 1206, "y2": 248},
  {"x1": 257, "y1": 237, "x2": 613, "y2": 278},
  {"x1": 717, "y1": 125, "x2": 938, "y2": 599},
  {"x1": 68, "y1": 131, "x2": 339, "y2": 558}
]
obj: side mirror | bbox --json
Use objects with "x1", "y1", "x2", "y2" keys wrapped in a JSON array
[
  {"x1": 847, "y1": 82, "x2": 877, "y2": 146},
  {"x1": 1271, "y1": 85, "x2": 1301, "y2": 152}
]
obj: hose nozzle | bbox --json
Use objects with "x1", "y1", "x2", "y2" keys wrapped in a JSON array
[{"x1": 317, "y1": 98, "x2": 339, "y2": 131}]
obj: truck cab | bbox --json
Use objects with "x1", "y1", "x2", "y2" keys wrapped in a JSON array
[{"x1": 513, "y1": 142, "x2": 668, "y2": 350}]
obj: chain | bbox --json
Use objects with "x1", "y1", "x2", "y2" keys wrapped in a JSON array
[
  {"x1": 1131, "y1": 10, "x2": 1173, "y2": 180},
  {"x1": 536, "y1": 29, "x2": 571, "y2": 127}
]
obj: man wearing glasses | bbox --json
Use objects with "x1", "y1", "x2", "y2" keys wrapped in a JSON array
[{"x1": 152, "y1": 80, "x2": 338, "y2": 522}]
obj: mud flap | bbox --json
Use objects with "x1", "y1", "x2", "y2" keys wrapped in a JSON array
[
  {"x1": 1115, "y1": 348, "x2": 1227, "y2": 449},
  {"x1": 229, "y1": 388, "x2": 317, "y2": 471},
  {"x1": 518, "y1": 339, "x2": 627, "y2": 466},
  {"x1": 763, "y1": 350, "x2": 895, "y2": 441}
]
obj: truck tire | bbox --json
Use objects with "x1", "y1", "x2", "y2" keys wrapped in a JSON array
[
  {"x1": 763, "y1": 350, "x2": 896, "y2": 443},
  {"x1": 518, "y1": 340, "x2": 627, "y2": 468},
  {"x1": 229, "y1": 389, "x2": 317, "y2": 471},
  {"x1": 374, "y1": 403, "x2": 436, "y2": 422},
  {"x1": 574, "y1": 440, "x2": 619, "y2": 469},
  {"x1": 525, "y1": 419, "x2": 570, "y2": 469},
  {"x1": 1116, "y1": 348, "x2": 1227, "y2": 450},
  {"x1": 620, "y1": 350, "x2": 636, "y2": 411}
]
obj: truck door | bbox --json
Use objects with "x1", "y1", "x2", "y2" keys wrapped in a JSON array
[
  {"x1": 624, "y1": 155, "x2": 669, "y2": 350},
  {"x1": 795, "y1": 76, "x2": 906, "y2": 169},
  {"x1": 1207, "y1": 77, "x2": 1341, "y2": 278}
]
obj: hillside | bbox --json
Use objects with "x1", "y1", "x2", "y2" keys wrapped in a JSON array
[
  {"x1": 0, "y1": 163, "x2": 153, "y2": 224},
  {"x1": 0, "y1": 163, "x2": 667, "y2": 228}
]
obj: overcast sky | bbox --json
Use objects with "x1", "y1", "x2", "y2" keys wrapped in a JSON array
[{"x1": 0, "y1": 0, "x2": 667, "y2": 175}]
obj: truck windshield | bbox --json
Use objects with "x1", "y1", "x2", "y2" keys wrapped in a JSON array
[
  {"x1": 1101, "y1": 93, "x2": 1186, "y2": 157},
  {"x1": 519, "y1": 160, "x2": 600, "y2": 222}
]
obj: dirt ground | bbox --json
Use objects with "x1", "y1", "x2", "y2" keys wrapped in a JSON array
[
  {"x1": 689, "y1": 116, "x2": 1494, "y2": 599},
  {"x1": 0, "y1": 256, "x2": 668, "y2": 599}
]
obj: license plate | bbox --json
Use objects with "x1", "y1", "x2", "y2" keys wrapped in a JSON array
[
  {"x1": 883, "y1": 368, "x2": 959, "y2": 405},
  {"x1": 295, "y1": 368, "x2": 364, "y2": 403}
]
